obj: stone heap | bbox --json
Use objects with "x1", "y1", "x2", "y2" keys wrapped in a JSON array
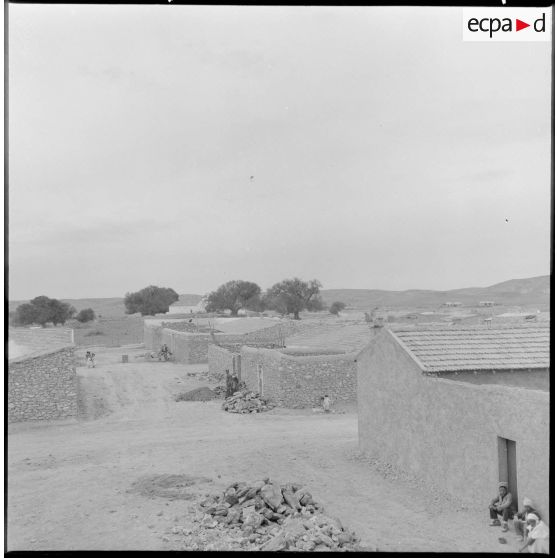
[
  {"x1": 221, "y1": 390, "x2": 275, "y2": 414},
  {"x1": 188, "y1": 479, "x2": 360, "y2": 551}
]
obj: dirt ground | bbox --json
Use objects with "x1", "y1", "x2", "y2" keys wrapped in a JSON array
[{"x1": 7, "y1": 346, "x2": 517, "y2": 552}]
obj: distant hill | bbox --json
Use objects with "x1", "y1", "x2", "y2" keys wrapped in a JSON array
[{"x1": 320, "y1": 275, "x2": 550, "y2": 311}]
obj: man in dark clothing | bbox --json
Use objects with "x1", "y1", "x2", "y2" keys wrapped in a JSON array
[
  {"x1": 230, "y1": 372, "x2": 239, "y2": 395},
  {"x1": 225, "y1": 370, "x2": 232, "y2": 397},
  {"x1": 489, "y1": 482, "x2": 515, "y2": 532}
]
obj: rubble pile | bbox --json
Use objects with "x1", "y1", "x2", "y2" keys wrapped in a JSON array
[
  {"x1": 222, "y1": 390, "x2": 275, "y2": 414},
  {"x1": 186, "y1": 479, "x2": 360, "y2": 551}
]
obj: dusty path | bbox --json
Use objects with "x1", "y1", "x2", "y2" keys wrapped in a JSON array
[{"x1": 7, "y1": 346, "x2": 513, "y2": 552}]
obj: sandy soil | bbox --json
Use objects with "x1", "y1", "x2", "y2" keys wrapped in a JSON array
[{"x1": 7, "y1": 346, "x2": 516, "y2": 552}]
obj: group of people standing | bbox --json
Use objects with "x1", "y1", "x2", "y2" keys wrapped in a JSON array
[{"x1": 489, "y1": 482, "x2": 549, "y2": 553}]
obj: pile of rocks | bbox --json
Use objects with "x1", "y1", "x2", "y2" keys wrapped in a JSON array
[
  {"x1": 190, "y1": 479, "x2": 360, "y2": 551},
  {"x1": 222, "y1": 390, "x2": 275, "y2": 414}
]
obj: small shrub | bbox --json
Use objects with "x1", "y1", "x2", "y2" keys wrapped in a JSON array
[
  {"x1": 76, "y1": 308, "x2": 96, "y2": 323},
  {"x1": 329, "y1": 301, "x2": 346, "y2": 316}
]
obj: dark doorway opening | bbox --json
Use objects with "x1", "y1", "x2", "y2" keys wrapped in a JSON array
[{"x1": 497, "y1": 437, "x2": 518, "y2": 511}]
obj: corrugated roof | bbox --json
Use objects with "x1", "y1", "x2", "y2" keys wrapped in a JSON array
[{"x1": 390, "y1": 326, "x2": 549, "y2": 373}]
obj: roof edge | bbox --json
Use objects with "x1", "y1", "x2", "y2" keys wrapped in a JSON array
[{"x1": 387, "y1": 328, "x2": 427, "y2": 372}]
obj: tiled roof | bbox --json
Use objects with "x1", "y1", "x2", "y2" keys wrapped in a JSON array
[{"x1": 390, "y1": 326, "x2": 549, "y2": 373}]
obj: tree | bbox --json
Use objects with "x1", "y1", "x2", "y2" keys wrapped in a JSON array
[
  {"x1": 13, "y1": 296, "x2": 76, "y2": 326},
  {"x1": 76, "y1": 308, "x2": 96, "y2": 323},
  {"x1": 205, "y1": 280, "x2": 262, "y2": 316},
  {"x1": 329, "y1": 301, "x2": 346, "y2": 316},
  {"x1": 124, "y1": 285, "x2": 179, "y2": 316},
  {"x1": 263, "y1": 278, "x2": 323, "y2": 320}
]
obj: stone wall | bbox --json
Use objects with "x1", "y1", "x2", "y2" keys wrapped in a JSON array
[
  {"x1": 144, "y1": 323, "x2": 289, "y2": 364},
  {"x1": 8, "y1": 346, "x2": 78, "y2": 423},
  {"x1": 357, "y1": 328, "x2": 550, "y2": 519},
  {"x1": 240, "y1": 347, "x2": 358, "y2": 408},
  {"x1": 208, "y1": 345, "x2": 238, "y2": 378}
]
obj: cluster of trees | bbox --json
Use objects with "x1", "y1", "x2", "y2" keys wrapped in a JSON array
[
  {"x1": 12, "y1": 296, "x2": 97, "y2": 327},
  {"x1": 204, "y1": 278, "x2": 325, "y2": 320},
  {"x1": 124, "y1": 285, "x2": 179, "y2": 316},
  {"x1": 12, "y1": 281, "x2": 346, "y2": 326}
]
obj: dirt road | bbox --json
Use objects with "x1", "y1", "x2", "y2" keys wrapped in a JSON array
[{"x1": 7, "y1": 346, "x2": 513, "y2": 552}]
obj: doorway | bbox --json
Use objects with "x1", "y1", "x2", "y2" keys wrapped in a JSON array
[{"x1": 497, "y1": 437, "x2": 518, "y2": 510}]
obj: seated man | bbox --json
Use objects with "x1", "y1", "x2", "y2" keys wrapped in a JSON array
[
  {"x1": 518, "y1": 513, "x2": 550, "y2": 554},
  {"x1": 514, "y1": 498, "x2": 541, "y2": 542},
  {"x1": 489, "y1": 481, "x2": 514, "y2": 532}
]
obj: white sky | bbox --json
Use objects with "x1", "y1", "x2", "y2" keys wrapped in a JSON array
[{"x1": 8, "y1": 5, "x2": 552, "y2": 300}]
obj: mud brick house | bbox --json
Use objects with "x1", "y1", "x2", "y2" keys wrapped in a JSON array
[
  {"x1": 357, "y1": 325, "x2": 549, "y2": 518},
  {"x1": 8, "y1": 328, "x2": 77, "y2": 423}
]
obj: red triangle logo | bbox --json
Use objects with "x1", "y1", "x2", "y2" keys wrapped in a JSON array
[{"x1": 516, "y1": 19, "x2": 530, "y2": 31}]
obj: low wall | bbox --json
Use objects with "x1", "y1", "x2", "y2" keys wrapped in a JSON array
[
  {"x1": 357, "y1": 329, "x2": 550, "y2": 518},
  {"x1": 9, "y1": 327, "x2": 74, "y2": 355},
  {"x1": 8, "y1": 346, "x2": 78, "y2": 423},
  {"x1": 240, "y1": 347, "x2": 358, "y2": 408},
  {"x1": 144, "y1": 322, "x2": 290, "y2": 364}
]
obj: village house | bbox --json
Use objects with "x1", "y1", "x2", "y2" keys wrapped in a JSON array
[
  {"x1": 357, "y1": 325, "x2": 549, "y2": 518},
  {"x1": 167, "y1": 300, "x2": 206, "y2": 315}
]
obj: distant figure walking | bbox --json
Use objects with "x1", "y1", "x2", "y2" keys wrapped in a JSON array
[
  {"x1": 322, "y1": 395, "x2": 331, "y2": 413},
  {"x1": 489, "y1": 482, "x2": 514, "y2": 532},
  {"x1": 86, "y1": 351, "x2": 96, "y2": 368}
]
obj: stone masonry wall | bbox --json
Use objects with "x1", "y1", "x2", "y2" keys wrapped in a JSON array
[
  {"x1": 357, "y1": 328, "x2": 550, "y2": 518},
  {"x1": 240, "y1": 347, "x2": 358, "y2": 408},
  {"x1": 208, "y1": 343, "x2": 285, "y2": 379},
  {"x1": 8, "y1": 346, "x2": 78, "y2": 423},
  {"x1": 208, "y1": 345, "x2": 237, "y2": 378},
  {"x1": 144, "y1": 323, "x2": 289, "y2": 364}
]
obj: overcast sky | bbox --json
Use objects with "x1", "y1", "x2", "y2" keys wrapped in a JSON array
[{"x1": 8, "y1": 5, "x2": 551, "y2": 300}]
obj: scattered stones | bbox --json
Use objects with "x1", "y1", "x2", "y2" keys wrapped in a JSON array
[{"x1": 222, "y1": 390, "x2": 275, "y2": 414}]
